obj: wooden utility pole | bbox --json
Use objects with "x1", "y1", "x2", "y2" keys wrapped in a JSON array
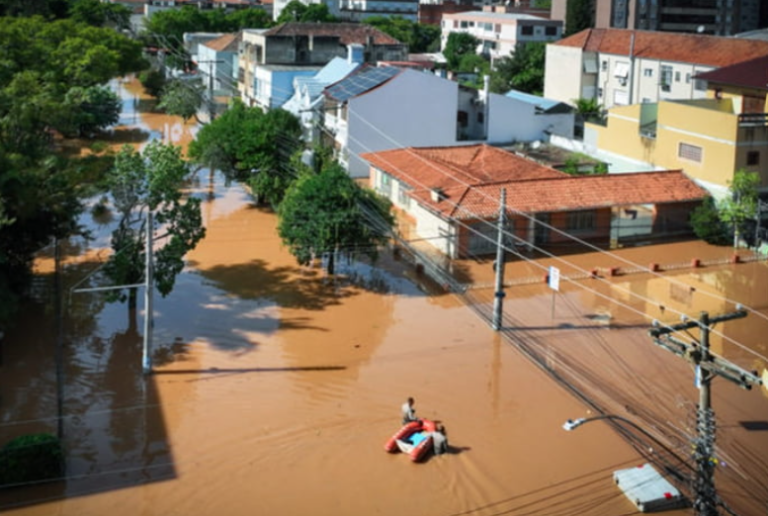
[
  {"x1": 142, "y1": 210, "x2": 154, "y2": 374},
  {"x1": 649, "y1": 309, "x2": 762, "y2": 515},
  {"x1": 492, "y1": 188, "x2": 507, "y2": 331}
]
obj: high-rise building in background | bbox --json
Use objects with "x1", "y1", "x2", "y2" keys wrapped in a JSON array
[{"x1": 553, "y1": 0, "x2": 768, "y2": 36}]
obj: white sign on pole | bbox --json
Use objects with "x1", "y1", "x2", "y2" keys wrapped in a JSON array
[{"x1": 548, "y1": 266, "x2": 560, "y2": 291}]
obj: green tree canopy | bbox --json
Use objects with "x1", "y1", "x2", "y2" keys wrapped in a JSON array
[
  {"x1": 443, "y1": 32, "x2": 479, "y2": 70},
  {"x1": 68, "y1": 0, "x2": 131, "y2": 30},
  {"x1": 276, "y1": 0, "x2": 339, "y2": 23},
  {"x1": 157, "y1": 78, "x2": 205, "y2": 123},
  {"x1": 188, "y1": 100, "x2": 303, "y2": 206},
  {"x1": 719, "y1": 169, "x2": 760, "y2": 248},
  {"x1": 104, "y1": 141, "x2": 205, "y2": 310},
  {"x1": 277, "y1": 163, "x2": 394, "y2": 275},
  {"x1": 363, "y1": 16, "x2": 440, "y2": 53},
  {"x1": 565, "y1": 0, "x2": 593, "y2": 36},
  {"x1": 489, "y1": 42, "x2": 546, "y2": 95},
  {"x1": 57, "y1": 84, "x2": 122, "y2": 137}
]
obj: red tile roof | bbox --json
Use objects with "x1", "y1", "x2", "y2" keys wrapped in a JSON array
[
  {"x1": 263, "y1": 23, "x2": 402, "y2": 46},
  {"x1": 361, "y1": 145, "x2": 708, "y2": 220},
  {"x1": 203, "y1": 32, "x2": 241, "y2": 52},
  {"x1": 694, "y1": 54, "x2": 768, "y2": 91},
  {"x1": 555, "y1": 29, "x2": 768, "y2": 68}
]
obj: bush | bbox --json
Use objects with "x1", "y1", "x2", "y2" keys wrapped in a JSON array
[
  {"x1": 0, "y1": 433, "x2": 64, "y2": 487},
  {"x1": 691, "y1": 197, "x2": 730, "y2": 245}
]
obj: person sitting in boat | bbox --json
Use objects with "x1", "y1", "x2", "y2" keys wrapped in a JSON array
[
  {"x1": 401, "y1": 397, "x2": 418, "y2": 424},
  {"x1": 432, "y1": 424, "x2": 448, "y2": 455}
]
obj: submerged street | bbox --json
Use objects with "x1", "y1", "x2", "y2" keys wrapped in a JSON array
[{"x1": 1, "y1": 77, "x2": 767, "y2": 516}]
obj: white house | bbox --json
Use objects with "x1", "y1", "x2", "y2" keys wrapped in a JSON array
[
  {"x1": 544, "y1": 28, "x2": 768, "y2": 109},
  {"x1": 322, "y1": 66, "x2": 575, "y2": 177},
  {"x1": 281, "y1": 47, "x2": 364, "y2": 143},
  {"x1": 197, "y1": 33, "x2": 241, "y2": 95},
  {"x1": 441, "y1": 10, "x2": 562, "y2": 62}
]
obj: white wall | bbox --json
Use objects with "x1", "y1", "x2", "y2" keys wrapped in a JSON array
[
  {"x1": 411, "y1": 201, "x2": 456, "y2": 258},
  {"x1": 544, "y1": 44, "x2": 584, "y2": 106},
  {"x1": 347, "y1": 69, "x2": 459, "y2": 177},
  {"x1": 485, "y1": 93, "x2": 574, "y2": 143}
]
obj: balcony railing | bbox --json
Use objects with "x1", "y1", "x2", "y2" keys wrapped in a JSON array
[{"x1": 738, "y1": 113, "x2": 768, "y2": 126}]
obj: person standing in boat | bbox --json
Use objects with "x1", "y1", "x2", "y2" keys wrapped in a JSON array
[
  {"x1": 401, "y1": 397, "x2": 417, "y2": 424},
  {"x1": 432, "y1": 424, "x2": 448, "y2": 455}
]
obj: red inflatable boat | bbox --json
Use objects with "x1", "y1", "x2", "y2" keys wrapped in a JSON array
[{"x1": 384, "y1": 418, "x2": 437, "y2": 462}]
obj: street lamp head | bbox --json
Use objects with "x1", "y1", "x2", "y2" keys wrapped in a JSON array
[{"x1": 562, "y1": 418, "x2": 586, "y2": 431}]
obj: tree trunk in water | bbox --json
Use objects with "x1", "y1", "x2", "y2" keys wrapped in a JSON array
[{"x1": 327, "y1": 252, "x2": 335, "y2": 276}]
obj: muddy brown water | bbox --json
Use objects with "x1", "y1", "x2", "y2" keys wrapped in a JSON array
[{"x1": 2, "y1": 78, "x2": 768, "y2": 516}]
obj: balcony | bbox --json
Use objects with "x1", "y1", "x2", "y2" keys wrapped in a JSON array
[{"x1": 738, "y1": 113, "x2": 768, "y2": 127}]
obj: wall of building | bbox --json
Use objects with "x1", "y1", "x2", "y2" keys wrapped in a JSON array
[
  {"x1": 485, "y1": 93, "x2": 574, "y2": 143},
  {"x1": 347, "y1": 69, "x2": 460, "y2": 177},
  {"x1": 544, "y1": 44, "x2": 585, "y2": 106}
]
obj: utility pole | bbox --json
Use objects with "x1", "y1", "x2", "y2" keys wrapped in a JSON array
[
  {"x1": 142, "y1": 210, "x2": 154, "y2": 374},
  {"x1": 649, "y1": 309, "x2": 762, "y2": 516},
  {"x1": 492, "y1": 188, "x2": 507, "y2": 331},
  {"x1": 73, "y1": 210, "x2": 155, "y2": 375}
]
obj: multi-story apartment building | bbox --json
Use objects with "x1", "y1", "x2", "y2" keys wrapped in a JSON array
[
  {"x1": 551, "y1": 0, "x2": 768, "y2": 36},
  {"x1": 544, "y1": 28, "x2": 768, "y2": 109},
  {"x1": 585, "y1": 55, "x2": 768, "y2": 195},
  {"x1": 441, "y1": 8, "x2": 562, "y2": 61},
  {"x1": 337, "y1": 0, "x2": 418, "y2": 22},
  {"x1": 237, "y1": 23, "x2": 407, "y2": 109}
]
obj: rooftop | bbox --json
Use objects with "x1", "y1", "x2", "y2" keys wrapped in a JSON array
[
  {"x1": 203, "y1": 33, "x2": 241, "y2": 52},
  {"x1": 443, "y1": 11, "x2": 551, "y2": 21},
  {"x1": 695, "y1": 54, "x2": 768, "y2": 91},
  {"x1": 263, "y1": 23, "x2": 403, "y2": 46},
  {"x1": 362, "y1": 145, "x2": 707, "y2": 219},
  {"x1": 556, "y1": 29, "x2": 768, "y2": 68}
]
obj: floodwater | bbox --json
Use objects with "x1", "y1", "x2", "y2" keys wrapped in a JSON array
[{"x1": 1, "y1": 78, "x2": 768, "y2": 516}]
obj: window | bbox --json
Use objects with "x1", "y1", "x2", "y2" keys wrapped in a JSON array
[
  {"x1": 457, "y1": 110, "x2": 468, "y2": 127},
  {"x1": 598, "y1": 87, "x2": 603, "y2": 97},
  {"x1": 453, "y1": 20, "x2": 458, "y2": 28},
  {"x1": 484, "y1": 22, "x2": 493, "y2": 31},
  {"x1": 397, "y1": 181, "x2": 412, "y2": 208},
  {"x1": 642, "y1": 97, "x2": 651, "y2": 103},
  {"x1": 545, "y1": 26, "x2": 557, "y2": 36},
  {"x1": 685, "y1": 73, "x2": 691, "y2": 84},
  {"x1": 678, "y1": 142, "x2": 702, "y2": 163},
  {"x1": 643, "y1": 68, "x2": 653, "y2": 77},
  {"x1": 601, "y1": 60, "x2": 608, "y2": 71},
  {"x1": 694, "y1": 79, "x2": 707, "y2": 91},
  {"x1": 379, "y1": 172, "x2": 392, "y2": 196},
  {"x1": 521, "y1": 25, "x2": 534, "y2": 36},
  {"x1": 747, "y1": 151, "x2": 760, "y2": 166},
  {"x1": 460, "y1": 21, "x2": 468, "y2": 28},
  {"x1": 495, "y1": 24, "x2": 501, "y2": 32},
  {"x1": 567, "y1": 211, "x2": 596, "y2": 232},
  {"x1": 660, "y1": 65, "x2": 673, "y2": 92},
  {"x1": 675, "y1": 71, "x2": 680, "y2": 82},
  {"x1": 477, "y1": 112, "x2": 484, "y2": 124}
]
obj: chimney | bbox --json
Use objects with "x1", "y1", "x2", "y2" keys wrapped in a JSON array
[{"x1": 430, "y1": 188, "x2": 444, "y2": 202}]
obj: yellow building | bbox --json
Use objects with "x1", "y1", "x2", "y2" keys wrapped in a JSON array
[{"x1": 586, "y1": 55, "x2": 768, "y2": 197}]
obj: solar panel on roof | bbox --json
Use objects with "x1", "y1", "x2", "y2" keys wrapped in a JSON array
[{"x1": 326, "y1": 67, "x2": 400, "y2": 102}]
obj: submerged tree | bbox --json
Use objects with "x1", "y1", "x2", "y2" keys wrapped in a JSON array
[
  {"x1": 719, "y1": 169, "x2": 760, "y2": 248},
  {"x1": 103, "y1": 141, "x2": 205, "y2": 314},
  {"x1": 157, "y1": 78, "x2": 205, "y2": 123},
  {"x1": 277, "y1": 163, "x2": 394, "y2": 275},
  {"x1": 188, "y1": 100, "x2": 302, "y2": 206}
]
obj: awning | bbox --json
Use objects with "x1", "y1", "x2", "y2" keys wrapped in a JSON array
[{"x1": 614, "y1": 62, "x2": 629, "y2": 78}]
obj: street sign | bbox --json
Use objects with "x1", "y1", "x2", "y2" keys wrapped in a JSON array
[{"x1": 548, "y1": 266, "x2": 560, "y2": 291}]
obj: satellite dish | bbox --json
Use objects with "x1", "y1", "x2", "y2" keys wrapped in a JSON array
[{"x1": 697, "y1": 25, "x2": 705, "y2": 33}]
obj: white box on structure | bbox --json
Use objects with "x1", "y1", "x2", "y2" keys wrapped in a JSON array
[{"x1": 613, "y1": 463, "x2": 685, "y2": 513}]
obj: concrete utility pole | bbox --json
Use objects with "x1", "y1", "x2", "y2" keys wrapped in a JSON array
[
  {"x1": 73, "y1": 210, "x2": 155, "y2": 375},
  {"x1": 492, "y1": 188, "x2": 507, "y2": 331},
  {"x1": 142, "y1": 210, "x2": 154, "y2": 374},
  {"x1": 649, "y1": 309, "x2": 762, "y2": 516}
]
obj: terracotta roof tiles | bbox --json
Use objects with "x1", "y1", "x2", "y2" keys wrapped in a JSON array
[
  {"x1": 556, "y1": 29, "x2": 768, "y2": 68},
  {"x1": 362, "y1": 145, "x2": 707, "y2": 220},
  {"x1": 264, "y1": 23, "x2": 402, "y2": 46},
  {"x1": 203, "y1": 32, "x2": 241, "y2": 52},
  {"x1": 695, "y1": 54, "x2": 768, "y2": 91}
]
